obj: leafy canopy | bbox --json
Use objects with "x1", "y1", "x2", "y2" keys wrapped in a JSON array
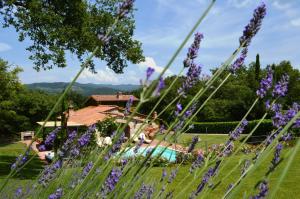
[{"x1": 0, "y1": 0, "x2": 144, "y2": 72}]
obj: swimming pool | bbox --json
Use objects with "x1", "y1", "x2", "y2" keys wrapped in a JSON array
[{"x1": 122, "y1": 146, "x2": 177, "y2": 162}]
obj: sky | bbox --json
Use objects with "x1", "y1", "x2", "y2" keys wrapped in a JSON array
[{"x1": 0, "y1": 0, "x2": 299, "y2": 85}]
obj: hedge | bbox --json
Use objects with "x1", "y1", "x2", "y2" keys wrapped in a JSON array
[{"x1": 188, "y1": 119, "x2": 273, "y2": 136}]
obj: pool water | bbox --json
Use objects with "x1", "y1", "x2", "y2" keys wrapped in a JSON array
[{"x1": 122, "y1": 146, "x2": 177, "y2": 162}]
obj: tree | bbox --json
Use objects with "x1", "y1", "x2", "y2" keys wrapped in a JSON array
[
  {"x1": 255, "y1": 54, "x2": 260, "y2": 81},
  {"x1": 0, "y1": 0, "x2": 144, "y2": 72}
]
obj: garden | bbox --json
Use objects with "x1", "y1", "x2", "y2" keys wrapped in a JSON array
[{"x1": 1, "y1": 0, "x2": 300, "y2": 199}]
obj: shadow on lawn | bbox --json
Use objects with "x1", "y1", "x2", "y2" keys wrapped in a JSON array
[{"x1": 0, "y1": 155, "x2": 44, "y2": 180}]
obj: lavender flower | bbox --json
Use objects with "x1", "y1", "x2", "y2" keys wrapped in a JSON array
[
  {"x1": 189, "y1": 153, "x2": 204, "y2": 173},
  {"x1": 153, "y1": 77, "x2": 165, "y2": 97},
  {"x1": 188, "y1": 136, "x2": 199, "y2": 153},
  {"x1": 168, "y1": 168, "x2": 178, "y2": 183},
  {"x1": 104, "y1": 132, "x2": 125, "y2": 161},
  {"x1": 44, "y1": 127, "x2": 61, "y2": 147},
  {"x1": 241, "y1": 159, "x2": 250, "y2": 175},
  {"x1": 101, "y1": 168, "x2": 122, "y2": 196},
  {"x1": 194, "y1": 168, "x2": 214, "y2": 196},
  {"x1": 175, "y1": 103, "x2": 183, "y2": 116},
  {"x1": 178, "y1": 63, "x2": 202, "y2": 96},
  {"x1": 134, "y1": 137, "x2": 143, "y2": 153},
  {"x1": 82, "y1": 162, "x2": 93, "y2": 177},
  {"x1": 250, "y1": 180, "x2": 268, "y2": 199},
  {"x1": 183, "y1": 32, "x2": 204, "y2": 68},
  {"x1": 78, "y1": 125, "x2": 96, "y2": 147},
  {"x1": 239, "y1": 3, "x2": 267, "y2": 48},
  {"x1": 39, "y1": 160, "x2": 63, "y2": 187},
  {"x1": 256, "y1": 67, "x2": 273, "y2": 98},
  {"x1": 15, "y1": 187, "x2": 22, "y2": 198},
  {"x1": 58, "y1": 130, "x2": 78, "y2": 158},
  {"x1": 280, "y1": 133, "x2": 292, "y2": 142},
  {"x1": 118, "y1": 0, "x2": 135, "y2": 19},
  {"x1": 48, "y1": 188, "x2": 63, "y2": 199},
  {"x1": 223, "y1": 140, "x2": 234, "y2": 156},
  {"x1": 230, "y1": 48, "x2": 247, "y2": 74},
  {"x1": 229, "y1": 119, "x2": 248, "y2": 141},
  {"x1": 146, "y1": 67, "x2": 155, "y2": 81},
  {"x1": 270, "y1": 143, "x2": 283, "y2": 169},
  {"x1": 124, "y1": 96, "x2": 134, "y2": 116},
  {"x1": 272, "y1": 74, "x2": 289, "y2": 97},
  {"x1": 11, "y1": 150, "x2": 30, "y2": 170},
  {"x1": 160, "y1": 168, "x2": 167, "y2": 182},
  {"x1": 134, "y1": 183, "x2": 148, "y2": 199}
]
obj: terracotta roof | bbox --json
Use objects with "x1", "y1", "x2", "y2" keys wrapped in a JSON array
[
  {"x1": 67, "y1": 105, "x2": 118, "y2": 126},
  {"x1": 89, "y1": 94, "x2": 139, "y2": 102}
]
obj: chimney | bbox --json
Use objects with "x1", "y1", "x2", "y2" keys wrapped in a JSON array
[{"x1": 117, "y1": 92, "x2": 122, "y2": 99}]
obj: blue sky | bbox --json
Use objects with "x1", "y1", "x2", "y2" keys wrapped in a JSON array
[{"x1": 0, "y1": 0, "x2": 299, "y2": 84}]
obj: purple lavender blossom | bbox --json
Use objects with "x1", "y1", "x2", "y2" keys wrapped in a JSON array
[
  {"x1": 229, "y1": 119, "x2": 248, "y2": 141},
  {"x1": 44, "y1": 127, "x2": 61, "y2": 147},
  {"x1": 272, "y1": 74, "x2": 289, "y2": 97},
  {"x1": 160, "y1": 168, "x2": 167, "y2": 182},
  {"x1": 11, "y1": 150, "x2": 30, "y2": 170},
  {"x1": 256, "y1": 67, "x2": 273, "y2": 98},
  {"x1": 15, "y1": 187, "x2": 22, "y2": 197},
  {"x1": 265, "y1": 100, "x2": 271, "y2": 110},
  {"x1": 38, "y1": 144, "x2": 46, "y2": 151},
  {"x1": 153, "y1": 77, "x2": 165, "y2": 97},
  {"x1": 101, "y1": 168, "x2": 122, "y2": 196},
  {"x1": 134, "y1": 138, "x2": 143, "y2": 153},
  {"x1": 146, "y1": 67, "x2": 155, "y2": 81},
  {"x1": 167, "y1": 168, "x2": 178, "y2": 183},
  {"x1": 175, "y1": 103, "x2": 183, "y2": 116},
  {"x1": 194, "y1": 168, "x2": 215, "y2": 196},
  {"x1": 280, "y1": 133, "x2": 292, "y2": 142},
  {"x1": 48, "y1": 188, "x2": 63, "y2": 199},
  {"x1": 183, "y1": 32, "x2": 204, "y2": 68},
  {"x1": 118, "y1": 0, "x2": 135, "y2": 19},
  {"x1": 39, "y1": 160, "x2": 63, "y2": 187},
  {"x1": 250, "y1": 180, "x2": 268, "y2": 199},
  {"x1": 104, "y1": 132, "x2": 125, "y2": 161},
  {"x1": 134, "y1": 183, "x2": 148, "y2": 199},
  {"x1": 178, "y1": 63, "x2": 202, "y2": 96},
  {"x1": 78, "y1": 125, "x2": 96, "y2": 147},
  {"x1": 223, "y1": 140, "x2": 234, "y2": 156},
  {"x1": 270, "y1": 143, "x2": 283, "y2": 169},
  {"x1": 82, "y1": 162, "x2": 93, "y2": 177},
  {"x1": 189, "y1": 153, "x2": 204, "y2": 173},
  {"x1": 188, "y1": 136, "x2": 199, "y2": 153},
  {"x1": 230, "y1": 48, "x2": 247, "y2": 74},
  {"x1": 124, "y1": 96, "x2": 134, "y2": 116},
  {"x1": 241, "y1": 159, "x2": 250, "y2": 175},
  {"x1": 239, "y1": 3, "x2": 267, "y2": 48}
]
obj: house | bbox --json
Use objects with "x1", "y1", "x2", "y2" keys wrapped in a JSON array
[
  {"x1": 38, "y1": 105, "x2": 150, "y2": 139},
  {"x1": 85, "y1": 92, "x2": 139, "y2": 107}
]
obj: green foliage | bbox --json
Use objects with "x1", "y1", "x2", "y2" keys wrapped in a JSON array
[
  {"x1": 96, "y1": 118, "x2": 117, "y2": 137},
  {"x1": 136, "y1": 60, "x2": 300, "y2": 123},
  {"x1": 0, "y1": 0, "x2": 144, "y2": 72},
  {"x1": 189, "y1": 119, "x2": 273, "y2": 136}
]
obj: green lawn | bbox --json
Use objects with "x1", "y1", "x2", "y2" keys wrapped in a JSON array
[
  {"x1": 0, "y1": 142, "x2": 44, "y2": 195},
  {"x1": 0, "y1": 135, "x2": 300, "y2": 198}
]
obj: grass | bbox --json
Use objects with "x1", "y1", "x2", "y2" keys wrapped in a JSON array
[
  {"x1": 0, "y1": 135, "x2": 300, "y2": 198},
  {"x1": 0, "y1": 142, "x2": 44, "y2": 195}
]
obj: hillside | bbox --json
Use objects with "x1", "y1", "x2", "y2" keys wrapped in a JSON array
[{"x1": 25, "y1": 82, "x2": 140, "y2": 96}]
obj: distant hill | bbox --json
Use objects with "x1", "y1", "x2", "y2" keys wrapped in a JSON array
[{"x1": 25, "y1": 82, "x2": 140, "y2": 96}]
